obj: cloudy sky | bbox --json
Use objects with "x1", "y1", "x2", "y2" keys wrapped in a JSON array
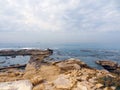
[{"x1": 0, "y1": 0, "x2": 120, "y2": 46}]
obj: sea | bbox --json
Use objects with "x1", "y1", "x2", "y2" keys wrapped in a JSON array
[{"x1": 0, "y1": 43, "x2": 120, "y2": 69}]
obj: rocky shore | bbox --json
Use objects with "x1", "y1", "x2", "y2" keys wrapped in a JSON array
[
  {"x1": 0, "y1": 49, "x2": 53, "y2": 56},
  {"x1": 96, "y1": 60, "x2": 120, "y2": 75},
  {"x1": 0, "y1": 49, "x2": 120, "y2": 90}
]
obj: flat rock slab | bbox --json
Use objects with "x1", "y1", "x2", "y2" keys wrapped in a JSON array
[
  {"x1": 0, "y1": 80, "x2": 33, "y2": 90},
  {"x1": 53, "y1": 74, "x2": 73, "y2": 89}
]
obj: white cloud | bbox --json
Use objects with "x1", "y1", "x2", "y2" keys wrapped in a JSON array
[{"x1": 0, "y1": 0, "x2": 120, "y2": 33}]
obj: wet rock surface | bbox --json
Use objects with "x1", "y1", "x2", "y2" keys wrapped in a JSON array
[
  {"x1": 0, "y1": 49, "x2": 120, "y2": 90},
  {"x1": 0, "y1": 49, "x2": 53, "y2": 56},
  {"x1": 96, "y1": 60, "x2": 120, "y2": 74}
]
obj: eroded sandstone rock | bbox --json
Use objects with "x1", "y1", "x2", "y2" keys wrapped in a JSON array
[
  {"x1": 0, "y1": 55, "x2": 119, "y2": 90},
  {"x1": 0, "y1": 80, "x2": 33, "y2": 90},
  {"x1": 53, "y1": 74, "x2": 73, "y2": 89}
]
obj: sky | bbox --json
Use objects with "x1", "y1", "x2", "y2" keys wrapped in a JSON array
[{"x1": 0, "y1": 0, "x2": 120, "y2": 47}]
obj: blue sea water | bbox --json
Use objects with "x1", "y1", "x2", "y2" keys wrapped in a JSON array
[
  {"x1": 0, "y1": 43, "x2": 120, "y2": 69},
  {"x1": 0, "y1": 56, "x2": 30, "y2": 68},
  {"x1": 50, "y1": 48, "x2": 120, "y2": 69}
]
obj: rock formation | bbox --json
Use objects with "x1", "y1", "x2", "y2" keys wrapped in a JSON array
[
  {"x1": 0, "y1": 80, "x2": 33, "y2": 90},
  {"x1": 0, "y1": 49, "x2": 53, "y2": 56},
  {"x1": 0, "y1": 49, "x2": 119, "y2": 90},
  {"x1": 96, "y1": 60, "x2": 120, "y2": 74}
]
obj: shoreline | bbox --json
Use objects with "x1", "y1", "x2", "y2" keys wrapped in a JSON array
[{"x1": 0, "y1": 49, "x2": 119, "y2": 90}]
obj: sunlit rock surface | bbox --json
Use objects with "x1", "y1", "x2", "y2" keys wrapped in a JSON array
[{"x1": 0, "y1": 80, "x2": 33, "y2": 90}]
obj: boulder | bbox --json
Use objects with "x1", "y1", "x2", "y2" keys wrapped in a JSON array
[
  {"x1": 96, "y1": 60, "x2": 118, "y2": 70},
  {"x1": 0, "y1": 80, "x2": 33, "y2": 90},
  {"x1": 54, "y1": 58, "x2": 91, "y2": 71},
  {"x1": 96, "y1": 60, "x2": 120, "y2": 74},
  {"x1": 53, "y1": 74, "x2": 74, "y2": 89}
]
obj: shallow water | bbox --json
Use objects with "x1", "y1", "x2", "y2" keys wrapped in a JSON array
[
  {"x1": 49, "y1": 48, "x2": 120, "y2": 69},
  {"x1": 0, "y1": 56, "x2": 30, "y2": 68}
]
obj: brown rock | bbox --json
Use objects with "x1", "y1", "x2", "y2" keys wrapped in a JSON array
[
  {"x1": 95, "y1": 83, "x2": 104, "y2": 89},
  {"x1": 0, "y1": 57, "x2": 119, "y2": 90},
  {"x1": 73, "y1": 82, "x2": 88, "y2": 90},
  {"x1": 55, "y1": 58, "x2": 91, "y2": 72}
]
